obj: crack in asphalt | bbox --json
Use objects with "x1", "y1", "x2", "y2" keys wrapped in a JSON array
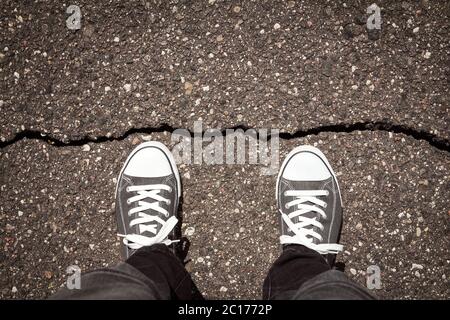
[{"x1": 0, "y1": 121, "x2": 449, "y2": 153}]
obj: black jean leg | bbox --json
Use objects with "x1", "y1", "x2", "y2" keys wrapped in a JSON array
[
  {"x1": 126, "y1": 244, "x2": 203, "y2": 300},
  {"x1": 263, "y1": 244, "x2": 331, "y2": 300}
]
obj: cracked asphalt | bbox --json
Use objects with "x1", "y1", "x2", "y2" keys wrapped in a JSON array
[
  {"x1": 0, "y1": 0, "x2": 449, "y2": 299},
  {"x1": 1, "y1": 0, "x2": 449, "y2": 142}
]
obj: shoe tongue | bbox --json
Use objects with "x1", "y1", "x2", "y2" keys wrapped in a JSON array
[
  {"x1": 123, "y1": 173, "x2": 170, "y2": 185},
  {"x1": 288, "y1": 179, "x2": 328, "y2": 190}
]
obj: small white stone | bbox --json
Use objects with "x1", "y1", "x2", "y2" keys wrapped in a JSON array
[
  {"x1": 141, "y1": 135, "x2": 153, "y2": 141},
  {"x1": 123, "y1": 84, "x2": 132, "y2": 92},
  {"x1": 104, "y1": 86, "x2": 111, "y2": 92},
  {"x1": 411, "y1": 263, "x2": 424, "y2": 270},
  {"x1": 0, "y1": 100, "x2": 4, "y2": 107},
  {"x1": 197, "y1": 257, "x2": 204, "y2": 263},
  {"x1": 12, "y1": 286, "x2": 18, "y2": 293},
  {"x1": 424, "y1": 51, "x2": 431, "y2": 59},
  {"x1": 351, "y1": 85, "x2": 358, "y2": 90},
  {"x1": 114, "y1": 36, "x2": 120, "y2": 42},
  {"x1": 82, "y1": 144, "x2": 91, "y2": 152},
  {"x1": 89, "y1": 244, "x2": 95, "y2": 250},
  {"x1": 416, "y1": 227, "x2": 421, "y2": 237},
  {"x1": 202, "y1": 85, "x2": 210, "y2": 92},
  {"x1": 219, "y1": 286, "x2": 228, "y2": 292},
  {"x1": 185, "y1": 226, "x2": 195, "y2": 236},
  {"x1": 413, "y1": 27, "x2": 419, "y2": 33},
  {"x1": 18, "y1": 211, "x2": 23, "y2": 217},
  {"x1": 14, "y1": 72, "x2": 20, "y2": 79},
  {"x1": 274, "y1": 23, "x2": 281, "y2": 30},
  {"x1": 350, "y1": 268, "x2": 357, "y2": 275},
  {"x1": 351, "y1": 66, "x2": 357, "y2": 73}
]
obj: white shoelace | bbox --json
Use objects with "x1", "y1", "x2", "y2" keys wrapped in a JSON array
[
  {"x1": 118, "y1": 184, "x2": 179, "y2": 249},
  {"x1": 279, "y1": 189, "x2": 343, "y2": 254}
]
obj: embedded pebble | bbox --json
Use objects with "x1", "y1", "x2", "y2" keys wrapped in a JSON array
[
  {"x1": 123, "y1": 84, "x2": 132, "y2": 92},
  {"x1": 185, "y1": 226, "x2": 195, "y2": 236}
]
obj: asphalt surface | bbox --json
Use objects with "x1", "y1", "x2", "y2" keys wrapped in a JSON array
[
  {"x1": 1, "y1": 131, "x2": 449, "y2": 299},
  {"x1": 0, "y1": 0, "x2": 449, "y2": 142},
  {"x1": 0, "y1": 0, "x2": 449, "y2": 299}
]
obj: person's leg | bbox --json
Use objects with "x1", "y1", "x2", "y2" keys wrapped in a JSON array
[
  {"x1": 125, "y1": 244, "x2": 202, "y2": 300},
  {"x1": 51, "y1": 141, "x2": 202, "y2": 300},
  {"x1": 263, "y1": 145, "x2": 375, "y2": 300},
  {"x1": 50, "y1": 244, "x2": 200, "y2": 300},
  {"x1": 263, "y1": 244, "x2": 331, "y2": 299}
]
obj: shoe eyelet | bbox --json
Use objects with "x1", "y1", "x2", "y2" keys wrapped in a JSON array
[
  {"x1": 167, "y1": 199, "x2": 171, "y2": 205},
  {"x1": 126, "y1": 187, "x2": 130, "y2": 192},
  {"x1": 285, "y1": 203, "x2": 290, "y2": 209},
  {"x1": 126, "y1": 199, "x2": 131, "y2": 204},
  {"x1": 325, "y1": 190, "x2": 330, "y2": 196},
  {"x1": 323, "y1": 203, "x2": 328, "y2": 208},
  {"x1": 168, "y1": 187, "x2": 173, "y2": 193}
]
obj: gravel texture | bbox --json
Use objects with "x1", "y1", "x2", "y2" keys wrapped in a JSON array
[
  {"x1": 1, "y1": 131, "x2": 449, "y2": 299},
  {"x1": 0, "y1": 0, "x2": 449, "y2": 142},
  {"x1": 0, "y1": 0, "x2": 448, "y2": 300}
]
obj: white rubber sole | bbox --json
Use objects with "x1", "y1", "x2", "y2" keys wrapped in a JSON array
[
  {"x1": 115, "y1": 141, "x2": 181, "y2": 198},
  {"x1": 275, "y1": 145, "x2": 342, "y2": 204}
]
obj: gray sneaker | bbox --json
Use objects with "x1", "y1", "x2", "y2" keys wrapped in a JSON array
[
  {"x1": 276, "y1": 145, "x2": 343, "y2": 265},
  {"x1": 115, "y1": 141, "x2": 181, "y2": 259}
]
